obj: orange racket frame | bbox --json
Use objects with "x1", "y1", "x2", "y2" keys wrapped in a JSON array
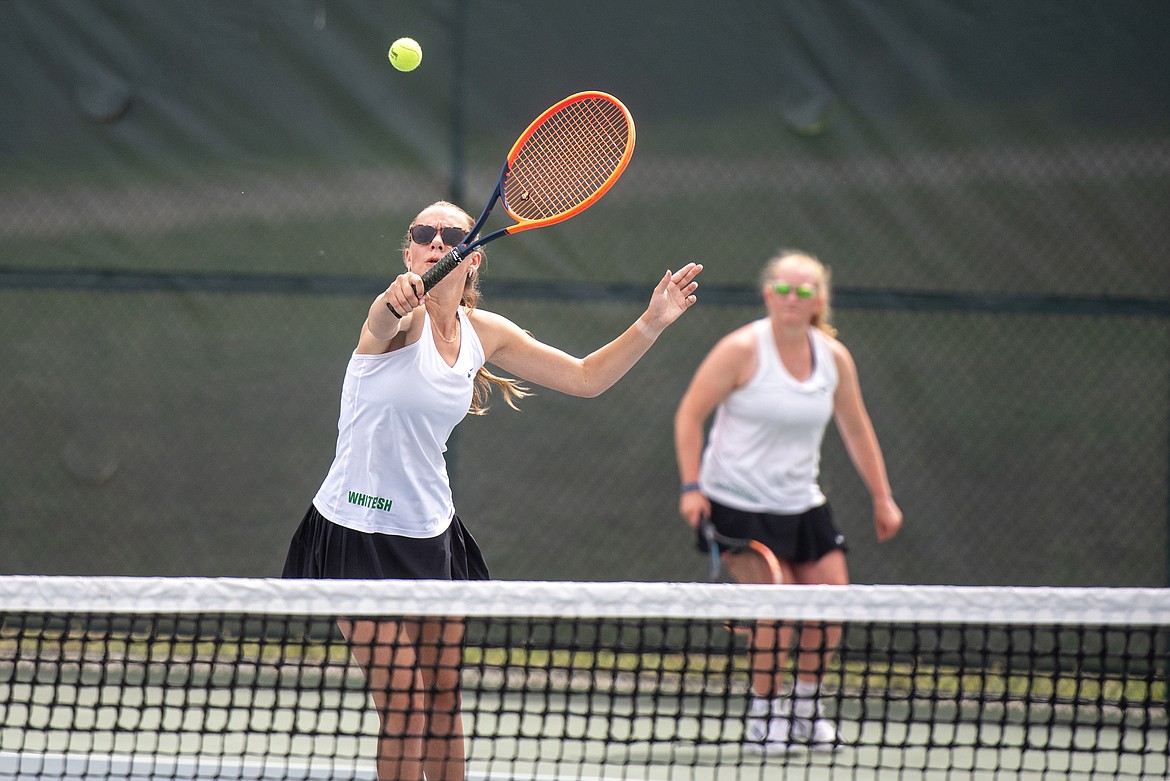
[{"x1": 387, "y1": 91, "x2": 635, "y2": 317}]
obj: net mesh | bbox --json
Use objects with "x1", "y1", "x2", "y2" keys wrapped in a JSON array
[{"x1": 1, "y1": 577, "x2": 1167, "y2": 780}]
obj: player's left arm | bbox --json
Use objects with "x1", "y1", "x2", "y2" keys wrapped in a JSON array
[
  {"x1": 829, "y1": 338, "x2": 903, "y2": 542},
  {"x1": 475, "y1": 264, "x2": 701, "y2": 398}
]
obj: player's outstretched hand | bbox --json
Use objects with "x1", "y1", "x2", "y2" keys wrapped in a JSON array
[{"x1": 644, "y1": 263, "x2": 703, "y2": 330}]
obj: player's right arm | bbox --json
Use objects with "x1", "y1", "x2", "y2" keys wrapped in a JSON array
[
  {"x1": 674, "y1": 326, "x2": 757, "y2": 527},
  {"x1": 358, "y1": 273, "x2": 425, "y2": 355}
]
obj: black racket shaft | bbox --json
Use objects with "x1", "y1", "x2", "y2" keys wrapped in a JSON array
[
  {"x1": 701, "y1": 518, "x2": 781, "y2": 583},
  {"x1": 702, "y1": 518, "x2": 759, "y2": 580},
  {"x1": 386, "y1": 169, "x2": 508, "y2": 318},
  {"x1": 419, "y1": 169, "x2": 510, "y2": 291}
]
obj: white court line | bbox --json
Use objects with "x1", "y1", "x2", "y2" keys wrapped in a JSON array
[
  {"x1": 0, "y1": 752, "x2": 658, "y2": 781},
  {"x1": 0, "y1": 751, "x2": 366, "y2": 781}
]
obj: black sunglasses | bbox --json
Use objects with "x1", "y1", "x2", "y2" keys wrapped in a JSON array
[{"x1": 409, "y1": 224, "x2": 467, "y2": 247}]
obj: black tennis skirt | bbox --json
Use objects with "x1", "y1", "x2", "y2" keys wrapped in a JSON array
[
  {"x1": 700, "y1": 500, "x2": 847, "y2": 564},
  {"x1": 282, "y1": 504, "x2": 490, "y2": 580}
]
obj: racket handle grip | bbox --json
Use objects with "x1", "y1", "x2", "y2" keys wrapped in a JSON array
[
  {"x1": 385, "y1": 247, "x2": 466, "y2": 319},
  {"x1": 421, "y1": 248, "x2": 466, "y2": 292}
]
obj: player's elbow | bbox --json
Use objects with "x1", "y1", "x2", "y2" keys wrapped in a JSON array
[
  {"x1": 574, "y1": 380, "x2": 609, "y2": 399},
  {"x1": 566, "y1": 360, "x2": 616, "y2": 398}
]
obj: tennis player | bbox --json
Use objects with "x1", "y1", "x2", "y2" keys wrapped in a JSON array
[
  {"x1": 674, "y1": 249, "x2": 901, "y2": 752},
  {"x1": 283, "y1": 200, "x2": 702, "y2": 781}
]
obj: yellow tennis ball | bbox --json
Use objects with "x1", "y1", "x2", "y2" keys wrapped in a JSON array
[{"x1": 388, "y1": 37, "x2": 422, "y2": 72}]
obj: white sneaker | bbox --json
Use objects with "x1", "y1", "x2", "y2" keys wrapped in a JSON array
[
  {"x1": 791, "y1": 695, "x2": 837, "y2": 750},
  {"x1": 744, "y1": 698, "x2": 796, "y2": 753}
]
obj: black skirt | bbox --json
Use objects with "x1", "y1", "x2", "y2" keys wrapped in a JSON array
[
  {"x1": 700, "y1": 500, "x2": 847, "y2": 564},
  {"x1": 282, "y1": 504, "x2": 490, "y2": 580}
]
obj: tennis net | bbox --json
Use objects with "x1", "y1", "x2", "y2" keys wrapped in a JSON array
[{"x1": 1, "y1": 577, "x2": 1167, "y2": 780}]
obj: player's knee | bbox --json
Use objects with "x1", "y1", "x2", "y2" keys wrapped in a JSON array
[{"x1": 434, "y1": 666, "x2": 462, "y2": 694}]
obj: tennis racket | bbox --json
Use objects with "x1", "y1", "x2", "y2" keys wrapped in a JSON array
[
  {"x1": 387, "y1": 90, "x2": 636, "y2": 317},
  {"x1": 701, "y1": 518, "x2": 783, "y2": 585}
]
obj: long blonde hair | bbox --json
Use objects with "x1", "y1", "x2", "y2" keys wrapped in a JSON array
[
  {"x1": 760, "y1": 249, "x2": 838, "y2": 337},
  {"x1": 404, "y1": 201, "x2": 531, "y2": 414}
]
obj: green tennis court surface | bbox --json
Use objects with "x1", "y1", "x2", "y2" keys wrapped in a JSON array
[{"x1": 5, "y1": 717, "x2": 1162, "y2": 780}]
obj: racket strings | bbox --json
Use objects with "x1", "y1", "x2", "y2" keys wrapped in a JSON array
[
  {"x1": 509, "y1": 120, "x2": 625, "y2": 214},
  {"x1": 505, "y1": 97, "x2": 632, "y2": 220}
]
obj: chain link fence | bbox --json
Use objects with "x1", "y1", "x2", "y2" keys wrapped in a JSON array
[{"x1": 2, "y1": 1, "x2": 1167, "y2": 586}]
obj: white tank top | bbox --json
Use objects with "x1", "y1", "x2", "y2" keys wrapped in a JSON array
[
  {"x1": 699, "y1": 320, "x2": 838, "y2": 514},
  {"x1": 312, "y1": 309, "x2": 485, "y2": 537}
]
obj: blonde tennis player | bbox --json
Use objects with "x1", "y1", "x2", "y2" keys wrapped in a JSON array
[
  {"x1": 674, "y1": 249, "x2": 901, "y2": 753},
  {"x1": 284, "y1": 200, "x2": 702, "y2": 781}
]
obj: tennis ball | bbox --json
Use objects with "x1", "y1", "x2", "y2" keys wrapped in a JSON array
[{"x1": 388, "y1": 37, "x2": 422, "y2": 72}]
